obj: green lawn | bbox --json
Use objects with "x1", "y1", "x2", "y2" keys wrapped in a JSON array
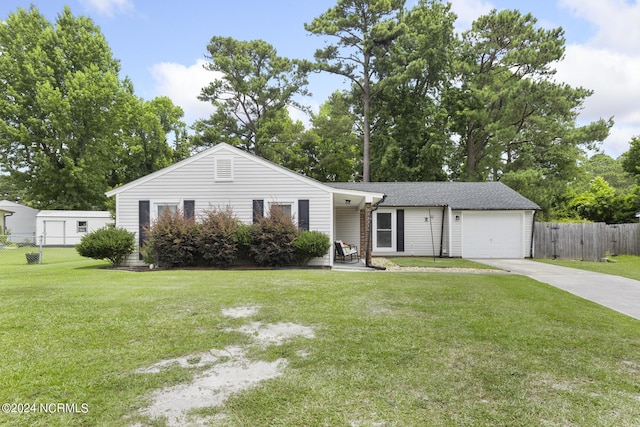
[
  {"x1": 388, "y1": 257, "x2": 497, "y2": 269},
  {"x1": 1, "y1": 248, "x2": 639, "y2": 426},
  {"x1": 536, "y1": 255, "x2": 640, "y2": 281}
]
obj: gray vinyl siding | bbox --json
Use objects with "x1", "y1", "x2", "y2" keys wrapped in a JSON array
[{"x1": 115, "y1": 146, "x2": 332, "y2": 266}]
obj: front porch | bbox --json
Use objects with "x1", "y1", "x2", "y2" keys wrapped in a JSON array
[{"x1": 332, "y1": 190, "x2": 384, "y2": 266}]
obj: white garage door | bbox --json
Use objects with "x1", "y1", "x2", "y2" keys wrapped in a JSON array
[{"x1": 462, "y1": 211, "x2": 524, "y2": 258}]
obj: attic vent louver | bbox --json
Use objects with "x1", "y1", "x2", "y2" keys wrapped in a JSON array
[{"x1": 215, "y1": 157, "x2": 233, "y2": 181}]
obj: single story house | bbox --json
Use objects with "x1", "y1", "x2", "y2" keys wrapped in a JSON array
[
  {"x1": 106, "y1": 143, "x2": 539, "y2": 267},
  {"x1": 0, "y1": 200, "x2": 38, "y2": 243},
  {"x1": 36, "y1": 210, "x2": 113, "y2": 246}
]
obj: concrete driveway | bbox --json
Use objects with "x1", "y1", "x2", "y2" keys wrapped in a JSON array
[{"x1": 475, "y1": 259, "x2": 640, "y2": 321}]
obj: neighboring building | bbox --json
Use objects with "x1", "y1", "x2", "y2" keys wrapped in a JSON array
[
  {"x1": 106, "y1": 143, "x2": 540, "y2": 267},
  {"x1": 0, "y1": 200, "x2": 38, "y2": 243},
  {"x1": 1, "y1": 207, "x2": 13, "y2": 237},
  {"x1": 36, "y1": 210, "x2": 113, "y2": 246}
]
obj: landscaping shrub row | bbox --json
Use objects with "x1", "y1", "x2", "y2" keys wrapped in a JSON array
[{"x1": 143, "y1": 207, "x2": 331, "y2": 268}]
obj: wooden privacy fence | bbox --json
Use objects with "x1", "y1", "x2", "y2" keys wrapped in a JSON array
[{"x1": 534, "y1": 222, "x2": 640, "y2": 260}]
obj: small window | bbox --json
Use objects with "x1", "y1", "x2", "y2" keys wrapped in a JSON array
[
  {"x1": 215, "y1": 157, "x2": 234, "y2": 181},
  {"x1": 376, "y1": 212, "x2": 392, "y2": 248},
  {"x1": 270, "y1": 203, "x2": 292, "y2": 219},
  {"x1": 157, "y1": 203, "x2": 178, "y2": 217},
  {"x1": 77, "y1": 221, "x2": 88, "y2": 233}
]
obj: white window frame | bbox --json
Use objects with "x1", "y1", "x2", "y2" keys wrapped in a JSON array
[
  {"x1": 373, "y1": 209, "x2": 396, "y2": 252},
  {"x1": 267, "y1": 201, "x2": 296, "y2": 221},
  {"x1": 153, "y1": 201, "x2": 180, "y2": 221},
  {"x1": 214, "y1": 156, "x2": 234, "y2": 182},
  {"x1": 77, "y1": 220, "x2": 88, "y2": 233}
]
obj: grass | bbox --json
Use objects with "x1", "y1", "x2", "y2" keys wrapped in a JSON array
[
  {"x1": 1, "y1": 248, "x2": 640, "y2": 426},
  {"x1": 388, "y1": 257, "x2": 497, "y2": 269},
  {"x1": 536, "y1": 255, "x2": 640, "y2": 281}
]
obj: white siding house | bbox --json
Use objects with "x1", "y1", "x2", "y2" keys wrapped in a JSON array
[
  {"x1": 106, "y1": 143, "x2": 384, "y2": 266},
  {"x1": 0, "y1": 200, "x2": 38, "y2": 243},
  {"x1": 107, "y1": 144, "x2": 539, "y2": 266},
  {"x1": 36, "y1": 211, "x2": 113, "y2": 246}
]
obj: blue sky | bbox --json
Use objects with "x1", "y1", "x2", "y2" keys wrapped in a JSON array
[{"x1": 1, "y1": 0, "x2": 639, "y2": 158}]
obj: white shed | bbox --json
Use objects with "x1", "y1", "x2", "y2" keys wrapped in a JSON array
[
  {"x1": 36, "y1": 210, "x2": 113, "y2": 246},
  {"x1": 0, "y1": 200, "x2": 38, "y2": 243}
]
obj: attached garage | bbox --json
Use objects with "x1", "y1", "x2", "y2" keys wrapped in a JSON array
[
  {"x1": 328, "y1": 182, "x2": 539, "y2": 259},
  {"x1": 462, "y1": 211, "x2": 525, "y2": 258}
]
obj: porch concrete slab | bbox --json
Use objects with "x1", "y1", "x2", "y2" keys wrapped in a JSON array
[{"x1": 474, "y1": 259, "x2": 640, "y2": 321}]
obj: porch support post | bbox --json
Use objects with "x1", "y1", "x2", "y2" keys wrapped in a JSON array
[{"x1": 360, "y1": 202, "x2": 371, "y2": 261}]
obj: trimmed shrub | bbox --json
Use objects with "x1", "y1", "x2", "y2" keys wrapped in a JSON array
[
  {"x1": 234, "y1": 222, "x2": 253, "y2": 264},
  {"x1": 75, "y1": 225, "x2": 135, "y2": 266},
  {"x1": 248, "y1": 209, "x2": 298, "y2": 267},
  {"x1": 294, "y1": 230, "x2": 331, "y2": 264},
  {"x1": 145, "y1": 209, "x2": 200, "y2": 268},
  {"x1": 198, "y1": 207, "x2": 240, "y2": 268}
]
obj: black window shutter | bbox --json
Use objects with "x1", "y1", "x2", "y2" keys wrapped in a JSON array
[
  {"x1": 298, "y1": 199, "x2": 309, "y2": 231},
  {"x1": 184, "y1": 200, "x2": 195, "y2": 220},
  {"x1": 252, "y1": 200, "x2": 264, "y2": 223},
  {"x1": 139, "y1": 200, "x2": 150, "y2": 260},
  {"x1": 396, "y1": 209, "x2": 405, "y2": 252}
]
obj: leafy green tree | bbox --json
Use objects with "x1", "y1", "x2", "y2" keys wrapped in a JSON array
[
  {"x1": 582, "y1": 153, "x2": 635, "y2": 193},
  {"x1": 370, "y1": 0, "x2": 456, "y2": 181},
  {"x1": 447, "y1": 9, "x2": 611, "y2": 182},
  {"x1": 194, "y1": 37, "x2": 310, "y2": 165},
  {"x1": 305, "y1": 0, "x2": 405, "y2": 182},
  {"x1": 0, "y1": 6, "x2": 124, "y2": 208},
  {"x1": 568, "y1": 176, "x2": 639, "y2": 223},
  {"x1": 0, "y1": 6, "x2": 182, "y2": 209},
  {"x1": 303, "y1": 91, "x2": 361, "y2": 181},
  {"x1": 622, "y1": 136, "x2": 640, "y2": 181},
  {"x1": 109, "y1": 94, "x2": 186, "y2": 186}
]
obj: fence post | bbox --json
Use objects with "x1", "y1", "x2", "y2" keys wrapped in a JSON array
[{"x1": 38, "y1": 235, "x2": 43, "y2": 264}]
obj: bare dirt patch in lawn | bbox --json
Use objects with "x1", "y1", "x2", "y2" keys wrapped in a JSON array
[{"x1": 132, "y1": 306, "x2": 314, "y2": 426}]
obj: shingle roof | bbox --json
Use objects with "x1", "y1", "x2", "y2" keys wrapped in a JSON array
[{"x1": 326, "y1": 182, "x2": 540, "y2": 210}]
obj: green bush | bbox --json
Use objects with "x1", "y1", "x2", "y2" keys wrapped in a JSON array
[
  {"x1": 248, "y1": 209, "x2": 298, "y2": 267},
  {"x1": 145, "y1": 210, "x2": 200, "y2": 268},
  {"x1": 75, "y1": 226, "x2": 135, "y2": 266},
  {"x1": 294, "y1": 230, "x2": 331, "y2": 264},
  {"x1": 198, "y1": 207, "x2": 240, "y2": 268}
]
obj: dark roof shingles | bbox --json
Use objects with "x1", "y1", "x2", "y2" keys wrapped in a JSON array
[{"x1": 327, "y1": 182, "x2": 539, "y2": 210}]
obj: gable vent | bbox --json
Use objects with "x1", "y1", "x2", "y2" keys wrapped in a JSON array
[{"x1": 215, "y1": 157, "x2": 233, "y2": 181}]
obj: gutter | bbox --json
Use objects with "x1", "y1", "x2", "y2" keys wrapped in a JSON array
[
  {"x1": 529, "y1": 210, "x2": 537, "y2": 258},
  {"x1": 366, "y1": 195, "x2": 387, "y2": 270},
  {"x1": 439, "y1": 206, "x2": 446, "y2": 257}
]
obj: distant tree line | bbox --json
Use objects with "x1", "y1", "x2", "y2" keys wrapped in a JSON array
[{"x1": 1, "y1": 2, "x2": 639, "y2": 222}]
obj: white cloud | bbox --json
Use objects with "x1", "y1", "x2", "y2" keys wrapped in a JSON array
[
  {"x1": 556, "y1": 45, "x2": 640, "y2": 124},
  {"x1": 559, "y1": 0, "x2": 640, "y2": 55},
  {"x1": 449, "y1": 0, "x2": 493, "y2": 33},
  {"x1": 79, "y1": 0, "x2": 134, "y2": 17},
  {"x1": 554, "y1": 0, "x2": 640, "y2": 156},
  {"x1": 149, "y1": 59, "x2": 218, "y2": 125}
]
